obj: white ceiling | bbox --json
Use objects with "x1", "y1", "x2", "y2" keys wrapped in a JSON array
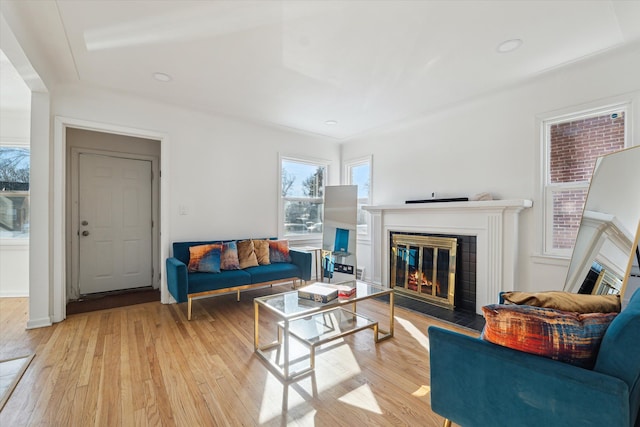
[{"x1": 3, "y1": 0, "x2": 640, "y2": 140}]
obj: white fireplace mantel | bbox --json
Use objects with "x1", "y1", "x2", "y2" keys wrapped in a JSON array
[{"x1": 363, "y1": 199, "x2": 533, "y2": 314}]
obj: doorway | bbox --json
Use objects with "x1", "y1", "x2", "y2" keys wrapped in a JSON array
[{"x1": 66, "y1": 128, "x2": 161, "y2": 310}]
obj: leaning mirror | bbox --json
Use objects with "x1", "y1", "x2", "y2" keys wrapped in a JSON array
[
  {"x1": 564, "y1": 146, "x2": 640, "y2": 301},
  {"x1": 322, "y1": 185, "x2": 358, "y2": 282}
]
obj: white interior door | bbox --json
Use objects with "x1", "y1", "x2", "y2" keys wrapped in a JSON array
[{"x1": 78, "y1": 153, "x2": 152, "y2": 294}]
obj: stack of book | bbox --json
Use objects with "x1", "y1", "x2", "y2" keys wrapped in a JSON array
[
  {"x1": 324, "y1": 283, "x2": 357, "y2": 298},
  {"x1": 297, "y1": 283, "x2": 338, "y2": 303},
  {"x1": 297, "y1": 281, "x2": 357, "y2": 303}
]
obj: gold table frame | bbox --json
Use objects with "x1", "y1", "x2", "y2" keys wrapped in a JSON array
[{"x1": 254, "y1": 281, "x2": 394, "y2": 380}]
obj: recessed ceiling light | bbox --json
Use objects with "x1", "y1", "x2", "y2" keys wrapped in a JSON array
[
  {"x1": 324, "y1": 120, "x2": 338, "y2": 125},
  {"x1": 153, "y1": 72, "x2": 172, "y2": 82},
  {"x1": 496, "y1": 38, "x2": 523, "y2": 54}
]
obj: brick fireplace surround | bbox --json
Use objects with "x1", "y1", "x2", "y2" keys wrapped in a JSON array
[{"x1": 363, "y1": 199, "x2": 533, "y2": 315}]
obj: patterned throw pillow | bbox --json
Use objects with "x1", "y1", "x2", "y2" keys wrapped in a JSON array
[
  {"x1": 268, "y1": 239, "x2": 291, "y2": 263},
  {"x1": 481, "y1": 304, "x2": 617, "y2": 369},
  {"x1": 252, "y1": 240, "x2": 271, "y2": 265},
  {"x1": 187, "y1": 244, "x2": 222, "y2": 273},
  {"x1": 237, "y1": 240, "x2": 259, "y2": 269},
  {"x1": 220, "y1": 241, "x2": 240, "y2": 270}
]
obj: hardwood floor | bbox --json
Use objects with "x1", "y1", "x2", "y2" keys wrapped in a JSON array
[{"x1": 0, "y1": 287, "x2": 476, "y2": 426}]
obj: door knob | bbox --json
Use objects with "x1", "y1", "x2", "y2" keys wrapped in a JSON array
[
  {"x1": 82, "y1": 220, "x2": 89, "y2": 226},
  {"x1": 82, "y1": 230, "x2": 90, "y2": 236}
]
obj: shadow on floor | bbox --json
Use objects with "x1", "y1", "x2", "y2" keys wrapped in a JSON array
[
  {"x1": 66, "y1": 287, "x2": 160, "y2": 315},
  {"x1": 378, "y1": 293, "x2": 485, "y2": 332}
]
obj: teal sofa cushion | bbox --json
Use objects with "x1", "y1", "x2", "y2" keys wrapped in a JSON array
[
  {"x1": 187, "y1": 270, "x2": 251, "y2": 294},
  {"x1": 594, "y1": 288, "x2": 640, "y2": 427},
  {"x1": 244, "y1": 263, "x2": 301, "y2": 283}
]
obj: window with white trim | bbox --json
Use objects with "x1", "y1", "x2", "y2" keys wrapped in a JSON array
[
  {"x1": 0, "y1": 146, "x2": 30, "y2": 239},
  {"x1": 344, "y1": 156, "x2": 371, "y2": 237},
  {"x1": 280, "y1": 156, "x2": 327, "y2": 239},
  {"x1": 542, "y1": 105, "x2": 627, "y2": 257}
]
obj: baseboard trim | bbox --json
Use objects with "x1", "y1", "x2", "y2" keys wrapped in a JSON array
[
  {"x1": 0, "y1": 292, "x2": 29, "y2": 298},
  {"x1": 26, "y1": 317, "x2": 52, "y2": 329}
]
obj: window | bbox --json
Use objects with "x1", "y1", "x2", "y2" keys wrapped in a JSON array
[
  {"x1": 542, "y1": 105, "x2": 627, "y2": 256},
  {"x1": 0, "y1": 146, "x2": 30, "y2": 239},
  {"x1": 345, "y1": 156, "x2": 372, "y2": 237},
  {"x1": 280, "y1": 156, "x2": 327, "y2": 239}
]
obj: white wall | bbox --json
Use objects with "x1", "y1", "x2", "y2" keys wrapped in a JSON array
[
  {"x1": 0, "y1": 242, "x2": 28, "y2": 296},
  {"x1": 0, "y1": 110, "x2": 29, "y2": 140},
  {"x1": 53, "y1": 84, "x2": 341, "y2": 240},
  {"x1": 0, "y1": 110, "x2": 30, "y2": 297},
  {"x1": 48, "y1": 84, "x2": 340, "y2": 316},
  {"x1": 343, "y1": 45, "x2": 640, "y2": 295}
]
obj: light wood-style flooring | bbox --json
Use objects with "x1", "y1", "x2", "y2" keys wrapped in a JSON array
[{"x1": 0, "y1": 286, "x2": 476, "y2": 426}]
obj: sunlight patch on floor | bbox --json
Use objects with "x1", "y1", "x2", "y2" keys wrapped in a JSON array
[
  {"x1": 259, "y1": 372, "x2": 303, "y2": 423},
  {"x1": 338, "y1": 383, "x2": 382, "y2": 414},
  {"x1": 315, "y1": 343, "x2": 362, "y2": 390},
  {"x1": 412, "y1": 385, "x2": 431, "y2": 397},
  {"x1": 395, "y1": 316, "x2": 430, "y2": 352},
  {"x1": 258, "y1": 340, "x2": 365, "y2": 424}
]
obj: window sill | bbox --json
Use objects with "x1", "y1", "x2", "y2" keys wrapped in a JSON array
[
  {"x1": 284, "y1": 235, "x2": 322, "y2": 246},
  {"x1": 0, "y1": 238, "x2": 29, "y2": 248}
]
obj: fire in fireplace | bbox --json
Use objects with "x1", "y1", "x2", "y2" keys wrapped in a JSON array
[{"x1": 390, "y1": 232, "x2": 477, "y2": 312}]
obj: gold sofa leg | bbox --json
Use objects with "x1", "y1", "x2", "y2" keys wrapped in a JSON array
[
  {"x1": 237, "y1": 290, "x2": 241, "y2": 301},
  {"x1": 188, "y1": 297, "x2": 192, "y2": 320},
  {"x1": 443, "y1": 419, "x2": 452, "y2": 427}
]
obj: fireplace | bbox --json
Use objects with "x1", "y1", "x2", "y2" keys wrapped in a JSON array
[
  {"x1": 390, "y1": 232, "x2": 477, "y2": 311},
  {"x1": 363, "y1": 199, "x2": 532, "y2": 315}
]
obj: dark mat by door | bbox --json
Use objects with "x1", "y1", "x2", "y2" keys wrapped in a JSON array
[{"x1": 66, "y1": 287, "x2": 160, "y2": 315}]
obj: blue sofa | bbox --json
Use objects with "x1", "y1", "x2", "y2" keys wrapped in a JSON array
[
  {"x1": 428, "y1": 288, "x2": 640, "y2": 427},
  {"x1": 166, "y1": 239, "x2": 312, "y2": 320}
]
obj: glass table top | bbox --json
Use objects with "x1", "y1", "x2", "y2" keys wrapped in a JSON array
[{"x1": 254, "y1": 280, "x2": 391, "y2": 319}]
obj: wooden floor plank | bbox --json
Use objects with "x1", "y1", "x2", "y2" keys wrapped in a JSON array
[{"x1": 0, "y1": 291, "x2": 474, "y2": 426}]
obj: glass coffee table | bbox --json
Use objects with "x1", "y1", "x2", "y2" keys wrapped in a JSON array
[{"x1": 253, "y1": 280, "x2": 394, "y2": 380}]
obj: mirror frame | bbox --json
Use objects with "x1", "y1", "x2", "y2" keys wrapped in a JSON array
[{"x1": 563, "y1": 145, "x2": 640, "y2": 298}]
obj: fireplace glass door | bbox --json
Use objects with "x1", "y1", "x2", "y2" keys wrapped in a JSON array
[{"x1": 391, "y1": 234, "x2": 457, "y2": 309}]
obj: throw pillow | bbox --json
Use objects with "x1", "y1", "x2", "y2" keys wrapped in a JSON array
[
  {"x1": 252, "y1": 239, "x2": 271, "y2": 265},
  {"x1": 220, "y1": 241, "x2": 240, "y2": 270},
  {"x1": 237, "y1": 240, "x2": 259, "y2": 269},
  {"x1": 187, "y1": 244, "x2": 222, "y2": 273},
  {"x1": 269, "y1": 239, "x2": 291, "y2": 263},
  {"x1": 481, "y1": 304, "x2": 617, "y2": 369},
  {"x1": 501, "y1": 291, "x2": 621, "y2": 313}
]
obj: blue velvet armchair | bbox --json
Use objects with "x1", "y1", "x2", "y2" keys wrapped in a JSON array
[{"x1": 428, "y1": 288, "x2": 640, "y2": 427}]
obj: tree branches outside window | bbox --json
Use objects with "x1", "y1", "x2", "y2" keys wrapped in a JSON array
[
  {"x1": 0, "y1": 147, "x2": 30, "y2": 190},
  {"x1": 0, "y1": 147, "x2": 30, "y2": 237},
  {"x1": 280, "y1": 158, "x2": 326, "y2": 237}
]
